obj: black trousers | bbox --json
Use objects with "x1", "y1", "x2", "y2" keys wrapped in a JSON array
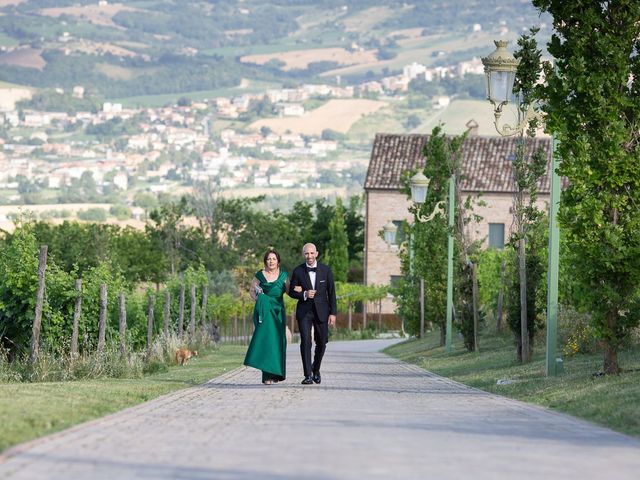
[{"x1": 297, "y1": 308, "x2": 328, "y2": 377}]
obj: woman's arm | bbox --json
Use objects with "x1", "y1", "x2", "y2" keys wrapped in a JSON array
[{"x1": 249, "y1": 276, "x2": 261, "y2": 301}]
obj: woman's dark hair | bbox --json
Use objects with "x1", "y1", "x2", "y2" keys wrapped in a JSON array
[{"x1": 263, "y1": 248, "x2": 281, "y2": 266}]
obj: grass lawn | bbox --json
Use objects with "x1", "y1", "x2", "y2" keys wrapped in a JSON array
[
  {"x1": 0, "y1": 344, "x2": 246, "y2": 452},
  {"x1": 385, "y1": 329, "x2": 640, "y2": 438}
]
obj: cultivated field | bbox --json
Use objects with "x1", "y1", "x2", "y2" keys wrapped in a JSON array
[
  {"x1": 386, "y1": 28, "x2": 425, "y2": 40},
  {"x1": 346, "y1": 105, "x2": 405, "y2": 142},
  {"x1": 341, "y1": 6, "x2": 396, "y2": 32},
  {"x1": 249, "y1": 99, "x2": 388, "y2": 135},
  {"x1": 114, "y1": 79, "x2": 282, "y2": 108},
  {"x1": 0, "y1": 47, "x2": 46, "y2": 70},
  {"x1": 321, "y1": 31, "x2": 501, "y2": 78},
  {"x1": 38, "y1": 3, "x2": 140, "y2": 29},
  {"x1": 0, "y1": 81, "x2": 33, "y2": 111},
  {"x1": 240, "y1": 47, "x2": 378, "y2": 71},
  {"x1": 66, "y1": 40, "x2": 139, "y2": 58},
  {"x1": 293, "y1": 7, "x2": 345, "y2": 35},
  {"x1": 114, "y1": 41, "x2": 150, "y2": 50},
  {"x1": 96, "y1": 63, "x2": 159, "y2": 81},
  {"x1": 0, "y1": 203, "x2": 145, "y2": 233}
]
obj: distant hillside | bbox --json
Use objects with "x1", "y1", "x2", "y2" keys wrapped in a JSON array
[{"x1": 0, "y1": 0, "x2": 549, "y2": 99}]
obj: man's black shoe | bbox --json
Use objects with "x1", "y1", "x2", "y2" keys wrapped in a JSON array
[
  {"x1": 301, "y1": 376, "x2": 313, "y2": 385},
  {"x1": 312, "y1": 373, "x2": 321, "y2": 384}
]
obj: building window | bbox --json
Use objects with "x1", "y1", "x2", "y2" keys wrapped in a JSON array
[
  {"x1": 488, "y1": 223, "x2": 505, "y2": 249},
  {"x1": 390, "y1": 275, "x2": 403, "y2": 289}
]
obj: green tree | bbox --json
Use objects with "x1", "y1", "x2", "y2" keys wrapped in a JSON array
[
  {"x1": 345, "y1": 195, "x2": 365, "y2": 282},
  {"x1": 0, "y1": 222, "x2": 80, "y2": 357},
  {"x1": 78, "y1": 208, "x2": 108, "y2": 222},
  {"x1": 110, "y1": 226, "x2": 167, "y2": 285},
  {"x1": 109, "y1": 204, "x2": 132, "y2": 221},
  {"x1": 260, "y1": 126, "x2": 272, "y2": 137},
  {"x1": 325, "y1": 198, "x2": 349, "y2": 282},
  {"x1": 32, "y1": 221, "x2": 113, "y2": 275},
  {"x1": 310, "y1": 199, "x2": 335, "y2": 258},
  {"x1": 0, "y1": 222, "x2": 40, "y2": 357},
  {"x1": 147, "y1": 197, "x2": 194, "y2": 276},
  {"x1": 404, "y1": 114, "x2": 421, "y2": 130},
  {"x1": 133, "y1": 192, "x2": 159, "y2": 217},
  {"x1": 78, "y1": 262, "x2": 128, "y2": 351},
  {"x1": 533, "y1": 0, "x2": 640, "y2": 374},
  {"x1": 321, "y1": 129, "x2": 346, "y2": 141},
  {"x1": 395, "y1": 127, "x2": 452, "y2": 341},
  {"x1": 286, "y1": 201, "x2": 314, "y2": 245},
  {"x1": 397, "y1": 126, "x2": 478, "y2": 346},
  {"x1": 505, "y1": 29, "x2": 548, "y2": 362},
  {"x1": 476, "y1": 248, "x2": 508, "y2": 328}
]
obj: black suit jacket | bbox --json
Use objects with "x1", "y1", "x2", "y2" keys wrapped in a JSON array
[{"x1": 288, "y1": 262, "x2": 337, "y2": 323}]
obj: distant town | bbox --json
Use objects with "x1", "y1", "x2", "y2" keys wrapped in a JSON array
[{"x1": 0, "y1": 43, "x2": 489, "y2": 223}]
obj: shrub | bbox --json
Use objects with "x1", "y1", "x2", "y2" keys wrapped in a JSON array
[
  {"x1": 558, "y1": 305, "x2": 597, "y2": 357},
  {"x1": 78, "y1": 208, "x2": 107, "y2": 222},
  {"x1": 109, "y1": 204, "x2": 132, "y2": 220},
  {"x1": 0, "y1": 221, "x2": 40, "y2": 359}
]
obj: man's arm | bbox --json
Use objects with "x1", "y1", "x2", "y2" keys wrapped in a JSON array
[
  {"x1": 326, "y1": 267, "x2": 337, "y2": 326},
  {"x1": 287, "y1": 268, "x2": 304, "y2": 300},
  {"x1": 327, "y1": 267, "x2": 337, "y2": 315}
]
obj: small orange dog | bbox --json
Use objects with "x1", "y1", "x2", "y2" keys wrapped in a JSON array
[{"x1": 175, "y1": 348, "x2": 198, "y2": 366}]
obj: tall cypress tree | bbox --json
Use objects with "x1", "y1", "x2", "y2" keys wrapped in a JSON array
[
  {"x1": 533, "y1": 0, "x2": 640, "y2": 374},
  {"x1": 325, "y1": 199, "x2": 349, "y2": 283}
]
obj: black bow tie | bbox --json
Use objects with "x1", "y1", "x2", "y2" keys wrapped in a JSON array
[{"x1": 306, "y1": 266, "x2": 317, "y2": 273}]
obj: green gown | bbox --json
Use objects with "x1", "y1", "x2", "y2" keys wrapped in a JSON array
[{"x1": 243, "y1": 270, "x2": 287, "y2": 382}]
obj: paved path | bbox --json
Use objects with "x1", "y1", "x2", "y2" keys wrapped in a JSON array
[{"x1": 1, "y1": 339, "x2": 639, "y2": 479}]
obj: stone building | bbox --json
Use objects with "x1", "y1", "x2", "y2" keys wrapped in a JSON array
[{"x1": 364, "y1": 132, "x2": 553, "y2": 313}]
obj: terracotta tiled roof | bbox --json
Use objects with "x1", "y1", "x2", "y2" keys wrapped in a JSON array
[{"x1": 364, "y1": 133, "x2": 553, "y2": 193}]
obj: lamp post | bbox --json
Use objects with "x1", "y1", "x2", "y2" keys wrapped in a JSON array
[
  {"x1": 482, "y1": 40, "x2": 562, "y2": 376},
  {"x1": 410, "y1": 172, "x2": 455, "y2": 352},
  {"x1": 383, "y1": 220, "x2": 415, "y2": 338},
  {"x1": 382, "y1": 220, "x2": 398, "y2": 248}
]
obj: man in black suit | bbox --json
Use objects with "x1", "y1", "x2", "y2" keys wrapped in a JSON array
[{"x1": 288, "y1": 243, "x2": 337, "y2": 385}]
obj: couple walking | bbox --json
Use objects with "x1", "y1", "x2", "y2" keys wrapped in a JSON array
[{"x1": 243, "y1": 243, "x2": 337, "y2": 385}]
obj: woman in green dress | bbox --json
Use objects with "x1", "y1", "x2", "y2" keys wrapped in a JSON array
[{"x1": 244, "y1": 248, "x2": 289, "y2": 384}]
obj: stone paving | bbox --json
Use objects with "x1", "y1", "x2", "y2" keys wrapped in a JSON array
[{"x1": 1, "y1": 339, "x2": 639, "y2": 479}]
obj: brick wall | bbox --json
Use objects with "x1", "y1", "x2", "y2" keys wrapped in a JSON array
[{"x1": 365, "y1": 188, "x2": 550, "y2": 313}]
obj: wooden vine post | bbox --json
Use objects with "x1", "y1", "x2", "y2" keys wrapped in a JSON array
[
  {"x1": 28, "y1": 245, "x2": 48, "y2": 365},
  {"x1": 70, "y1": 278, "x2": 82, "y2": 358}
]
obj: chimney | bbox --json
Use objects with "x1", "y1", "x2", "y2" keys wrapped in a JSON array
[{"x1": 465, "y1": 119, "x2": 479, "y2": 136}]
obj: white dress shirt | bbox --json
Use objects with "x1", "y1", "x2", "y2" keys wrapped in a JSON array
[
  {"x1": 304, "y1": 262, "x2": 318, "y2": 300},
  {"x1": 307, "y1": 262, "x2": 317, "y2": 289}
]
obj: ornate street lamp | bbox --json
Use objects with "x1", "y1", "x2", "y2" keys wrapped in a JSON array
[
  {"x1": 412, "y1": 171, "x2": 455, "y2": 351},
  {"x1": 482, "y1": 40, "x2": 519, "y2": 110},
  {"x1": 482, "y1": 40, "x2": 562, "y2": 376},
  {"x1": 383, "y1": 221, "x2": 398, "y2": 247},
  {"x1": 411, "y1": 172, "x2": 447, "y2": 224},
  {"x1": 382, "y1": 220, "x2": 409, "y2": 338},
  {"x1": 410, "y1": 172, "x2": 430, "y2": 204},
  {"x1": 481, "y1": 40, "x2": 543, "y2": 137}
]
